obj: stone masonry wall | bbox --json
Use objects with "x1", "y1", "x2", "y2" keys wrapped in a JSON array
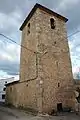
[
  {"x1": 20, "y1": 10, "x2": 38, "y2": 82},
  {"x1": 6, "y1": 8, "x2": 75, "y2": 114},
  {"x1": 36, "y1": 9, "x2": 75, "y2": 113},
  {"x1": 5, "y1": 80, "x2": 37, "y2": 111},
  {"x1": 6, "y1": 10, "x2": 40, "y2": 111}
]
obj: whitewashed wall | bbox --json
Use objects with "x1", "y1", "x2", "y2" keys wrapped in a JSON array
[{"x1": 0, "y1": 76, "x2": 19, "y2": 102}]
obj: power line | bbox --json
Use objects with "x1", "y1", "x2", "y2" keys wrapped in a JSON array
[
  {"x1": 68, "y1": 30, "x2": 80, "y2": 38},
  {"x1": 1, "y1": 31, "x2": 80, "y2": 58},
  {"x1": 0, "y1": 31, "x2": 80, "y2": 82},
  {"x1": 0, "y1": 33, "x2": 36, "y2": 54},
  {"x1": 0, "y1": 33, "x2": 39, "y2": 83},
  {"x1": 67, "y1": 30, "x2": 80, "y2": 50},
  {"x1": 0, "y1": 33, "x2": 39, "y2": 80},
  {"x1": 0, "y1": 30, "x2": 80, "y2": 56},
  {"x1": 0, "y1": 29, "x2": 80, "y2": 50}
]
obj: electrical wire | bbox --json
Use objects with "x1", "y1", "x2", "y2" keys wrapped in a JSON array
[
  {"x1": 0, "y1": 29, "x2": 80, "y2": 52},
  {"x1": 0, "y1": 33, "x2": 39, "y2": 83},
  {"x1": 67, "y1": 30, "x2": 80, "y2": 38},
  {"x1": 0, "y1": 33, "x2": 36, "y2": 54},
  {"x1": 0, "y1": 30, "x2": 80, "y2": 83}
]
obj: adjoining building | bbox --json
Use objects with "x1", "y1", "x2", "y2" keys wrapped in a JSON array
[
  {"x1": 5, "y1": 3, "x2": 75, "y2": 114},
  {"x1": 0, "y1": 77, "x2": 15, "y2": 102}
]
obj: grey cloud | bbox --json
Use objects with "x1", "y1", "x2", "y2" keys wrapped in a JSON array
[
  {"x1": 1, "y1": 0, "x2": 80, "y2": 34},
  {"x1": 0, "y1": 60, "x2": 19, "y2": 75},
  {"x1": 37, "y1": 0, "x2": 61, "y2": 9},
  {"x1": 0, "y1": 37, "x2": 20, "y2": 76},
  {"x1": 58, "y1": 1, "x2": 80, "y2": 33},
  {"x1": 0, "y1": 0, "x2": 27, "y2": 14},
  {"x1": 38, "y1": 0, "x2": 80, "y2": 33},
  {"x1": 0, "y1": 0, "x2": 36, "y2": 41},
  {"x1": 0, "y1": 0, "x2": 36, "y2": 17},
  {"x1": 0, "y1": 0, "x2": 80, "y2": 76}
]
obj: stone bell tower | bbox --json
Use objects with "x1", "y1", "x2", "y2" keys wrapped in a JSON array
[{"x1": 20, "y1": 3, "x2": 75, "y2": 113}]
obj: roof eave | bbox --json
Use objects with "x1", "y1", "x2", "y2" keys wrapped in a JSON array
[
  {"x1": 5, "y1": 81, "x2": 19, "y2": 87},
  {"x1": 20, "y1": 3, "x2": 68, "y2": 31}
]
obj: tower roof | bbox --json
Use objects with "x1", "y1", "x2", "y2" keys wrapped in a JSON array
[{"x1": 20, "y1": 3, "x2": 68, "y2": 31}]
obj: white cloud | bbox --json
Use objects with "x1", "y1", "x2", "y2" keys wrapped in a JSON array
[
  {"x1": 5, "y1": 43, "x2": 20, "y2": 62},
  {"x1": 56, "y1": 0, "x2": 79, "y2": 11},
  {"x1": 0, "y1": 38, "x2": 20, "y2": 76},
  {"x1": 0, "y1": 40, "x2": 20, "y2": 62},
  {"x1": 68, "y1": 41, "x2": 74, "y2": 50},
  {"x1": 0, "y1": 6, "x2": 22, "y2": 77},
  {"x1": 68, "y1": 32, "x2": 80, "y2": 75},
  {"x1": 0, "y1": 9, "x2": 22, "y2": 30},
  {"x1": 0, "y1": 70, "x2": 19, "y2": 79},
  {"x1": 0, "y1": 70, "x2": 12, "y2": 79},
  {"x1": 0, "y1": 0, "x2": 80, "y2": 78}
]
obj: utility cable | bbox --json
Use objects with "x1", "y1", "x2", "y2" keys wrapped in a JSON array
[
  {"x1": 0, "y1": 33, "x2": 36, "y2": 54},
  {"x1": 0, "y1": 33, "x2": 39, "y2": 84},
  {"x1": 1, "y1": 30, "x2": 80, "y2": 84},
  {"x1": 67, "y1": 30, "x2": 80, "y2": 38}
]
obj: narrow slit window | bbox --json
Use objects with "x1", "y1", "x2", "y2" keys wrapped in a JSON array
[
  {"x1": 58, "y1": 83, "x2": 60, "y2": 87},
  {"x1": 50, "y1": 18, "x2": 55, "y2": 29},
  {"x1": 27, "y1": 23, "x2": 30, "y2": 35},
  {"x1": 28, "y1": 23, "x2": 30, "y2": 28},
  {"x1": 54, "y1": 41, "x2": 56, "y2": 44}
]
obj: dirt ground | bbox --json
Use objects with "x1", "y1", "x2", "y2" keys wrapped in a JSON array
[{"x1": 0, "y1": 103, "x2": 80, "y2": 120}]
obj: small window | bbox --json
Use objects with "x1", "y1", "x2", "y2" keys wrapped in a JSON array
[
  {"x1": 2, "y1": 94, "x2": 5, "y2": 99},
  {"x1": 3, "y1": 87, "x2": 6, "y2": 91},
  {"x1": 27, "y1": 23, "x2": 30, "y2": 35},
  {"x1": 50, "y1": 18, "x2": 55, "y2": 29},
  {"x1": 28, "y1": 23, "x2": 30, "y2": 28},
  {"x1": 54, "y1": 41, "x2": 56, "y2": 44},
  {"x1": 58, "y1": 83, "x2": 60, "y2": 87}
]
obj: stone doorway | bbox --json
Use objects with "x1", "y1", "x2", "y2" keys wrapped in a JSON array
[{"x1": 57, "y1": 103, "x2": 63, "y2": 112}]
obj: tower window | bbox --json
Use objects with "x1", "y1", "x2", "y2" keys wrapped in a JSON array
[
  {"x1": 28, "y1": 23, "x2": 30, "y2": 28},
  {"x1": 58, "y1": 83, "x2": 60, "y2": 87},
  {"x1": 50, "y1": 18, "x2": 55, "y2": 29},
  {"x1": 27, "y1": 23, "x2": 30, "y2": 35},
  {"x1": 54, "y1": 41, "x2": 56, "y2": 44}
]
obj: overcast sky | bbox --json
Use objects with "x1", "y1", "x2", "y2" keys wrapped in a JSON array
[{"x1": 0, "y1": 0, "x2": 80, "y2": 79}]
